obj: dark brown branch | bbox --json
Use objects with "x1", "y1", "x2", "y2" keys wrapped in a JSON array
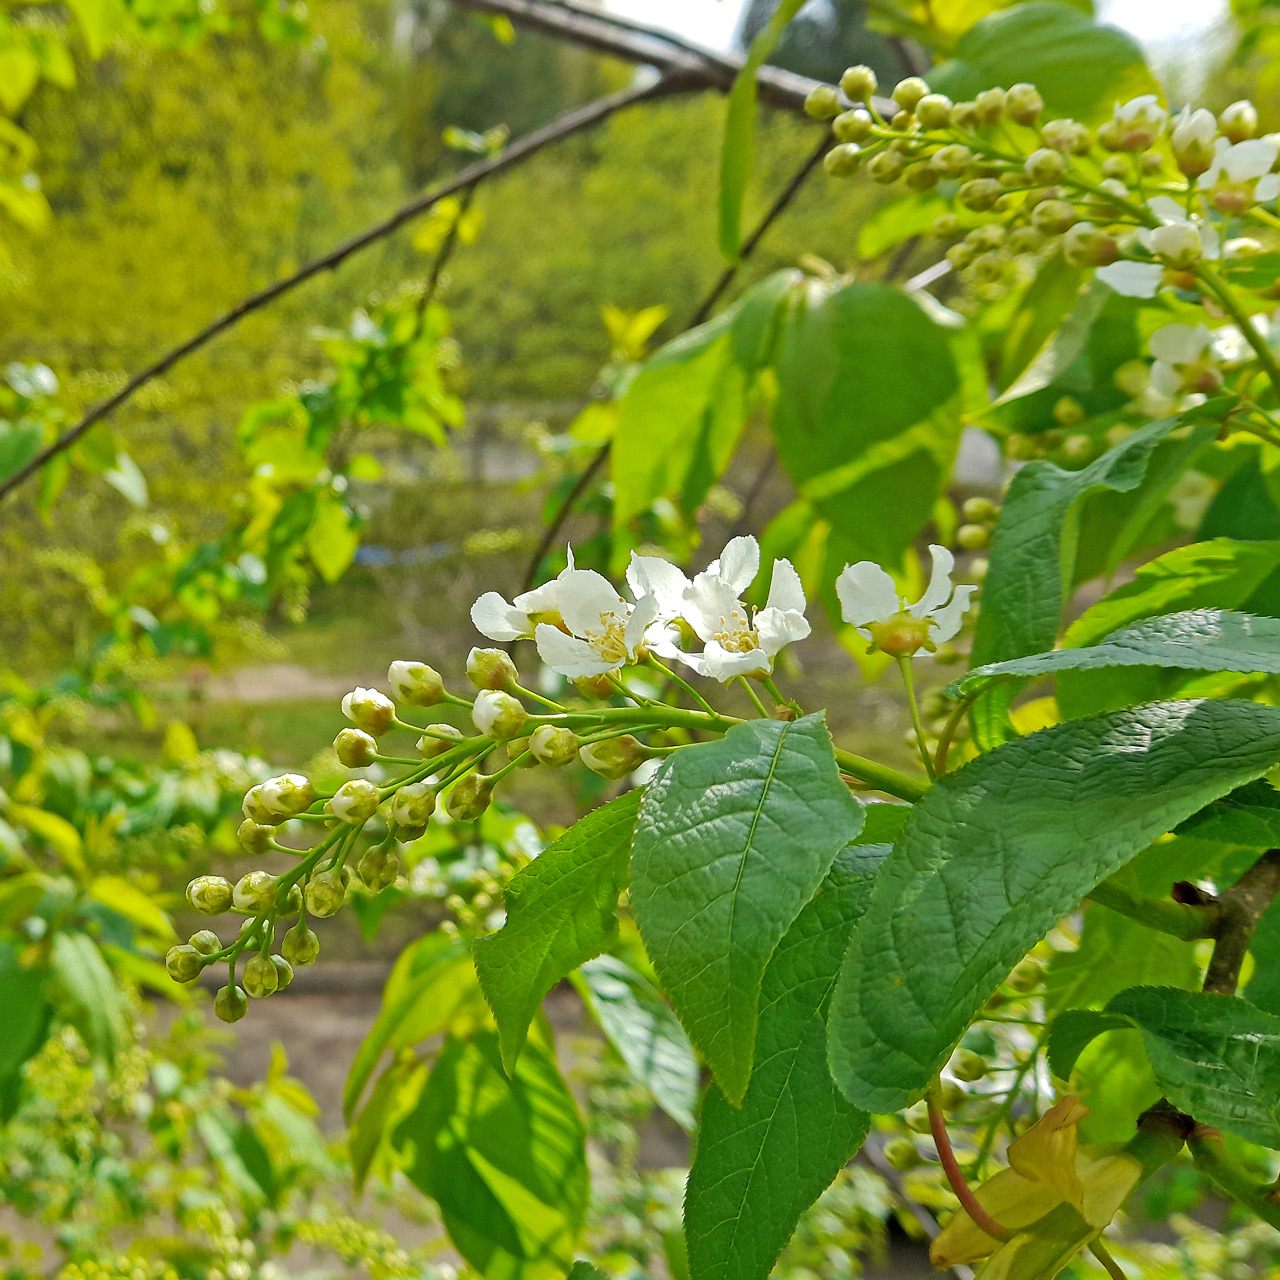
[
  {"x1": 1203, "y1": 849, "x2": 1280, "y2": 995},
  {"x1": 0, "y1": 78, "x2": 674, "y2": 505}
]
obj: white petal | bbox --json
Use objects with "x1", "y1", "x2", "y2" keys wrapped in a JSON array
[
  {"x1": 836, "y1": 561, "x2": 900, "y2": 627},
  {"x1": 1201, "y1": 221, "x2": 1221, "y2": 260},
  {"x1": 1146, "y1": 195, "x2": 1188, "y2": 225},
  {"x1": 512, "y1": 578, "x2": 559, "y2": 615},
  {"x1": 555, "y1": 568, "x2": 627, "y2": 639},
  {"x1": 715, "y1": 536, "x2": 761, "y2": 594},
  {"x1": 471, "y1": 592, "x2": 529, "y2": 642},
  {"x1": 626, "y1": 554, "x2": 690, "y2": 617},
  {"x1": 534, "y1": 623, "x2": 616, "y2": 677},
  {"x1": 1150, "y1": 359, "x2": 1184, "y2": 397},
  {"x1": 1096, "y1": 261, "x2": 1162, "y2": 298},
  {"x1": 909, "y1": 545, "x2": 956, "y2": 619},
  {"x1": 928, "y1": 584, "x2": 978, "y2": 645},
  {"x1": 1149, "y1": 323, "x2": 1210, "y2": 364},
  {"x1": 756, "y1": 607, "x2": 811, "y2": 658},
  {"x1": 765, "y1": 559, "x2": 806, "y2": 615},
  {"x1": 624, "y1": 593, "x2": 660, "y2": 655},
  {"x1": 689, "y1": 640, "x2": 770, "y2": 682},
  {"x1": 682, "y1": 573, "x2": 748, "y2": 644},
  {"x1": 1256, "y1": 173, "x2": 1280, "y2": 202},
  {"x1": 643, "y1": 622, "x2": 683, "y2": 659},
  {"x1": 1225, "y1": 138, "x2": 1278, "y2": 182}
]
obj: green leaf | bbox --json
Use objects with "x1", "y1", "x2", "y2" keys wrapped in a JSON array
[
  {"x1": 575, "y1": 955, "x2": 698, "y2": 1131},
  {"x1": 997, "y1": 256, "x2": 1086, "y2": 394},
  {"x1": 395, "y1": 1029, "x2": 588, "y2": 1279},
  {"x1": 349, "y1": 1056, "x2": 425, "y2": 1192},
  {"x1": 929, "y1": 2, "x2": 1156, "y2": 124},
  {"x1": 953, "y1": 608, "x2": 1280, "y2": 698},
  {"x1": 685, "y1": 843, "x2": 883, "y2": 1280},
  {"x1": 567, "y1": 1266, "x2": 608, "y2": 1280},
  {"x1": 0, "y1": 940, "x2": 49, "y2": 1120},
  {"x1": 1247, "y1": 898, "x2": 1280, "y2": 1016},
  {"x1": 48, "y1": 930, "x2": 131, "y2": 1063},
  {"x1": 475, "y1": 791, "x2": 641, "y2": 1076},
  {"x1": 718, "y1": 0, "x2": 807, "y2": 262},
  {"x1": 345, "y1": 933, "x2": 484, "y2": 1117},
  {"x1": 769, "y1": 282, "x2": 960, "y2": 564},
  {"x1": 1177, "y1": 780, "x2": 1280, "y2": 849},
  {"x1": 88, "y1": 874, "x2": 176, "y2": 941},
  {"x1": 1049, "y1": 987, "x2": 1280, "y2": 1148},
  {"x1": 307, "y1": 494, "x2": 359, "y2": 583},
  {"x1": 968, "y1": 418, "x2": 1174, "y2": 744},
  {"x1": 856, "y1": 193, "x2": 984, "y2": 260},
  {"x1": 0, "y1": 424, "x2": 43, "y2": 485},
  {"x1": 632, "y1": 713, "x2": 861, "y2": 1104},
  {"x1": 827, "y1": 699, "x2": 1280, "y2": 1113},
  {"x1": 64, "y1": 0, "x2": 126, "y2": 56}
]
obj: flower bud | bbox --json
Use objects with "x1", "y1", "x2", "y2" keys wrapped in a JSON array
[
  {"x1": 1030, "y1": 199, "x2": 1078, "y2": 234},
  {"x1": 839, "y1": 64, "x2": 877, "y2": 102},
  {"x1": 930, "y1": 144, "x2": 972, "y2": 177},
  {"x1": 904, "y1": 161, "x2": 939, "y2": 191},
  {"x1": 823, "y1": 143, "x2": 862, "y2": 178},
  {"x1": 971, "y1": 249, "x2": 1008, "y2": 283},
  {"x1": 1114, "y1": 360, "x2": 1148, "y2": 398},
  {"x1": 329, "y1": 778, "x2": 380, "y2": 824},
  {"x1": 236, "y1": 819, "x2": 273, "y2": 856},
  {"x1": 932, "y1": 212, "x2": 960, "y2": 238},
  {"x1": 1063, "y1": 434, "x2": 1093, "y2": 463},
  {"x1": 949, "y1": 100, "x2": 980, "y2": 129},
  {"x1": 1062, "y1": 222, "x2": 1118, "y2": 267},
  {"x1": 1099, "y1": 154, "x2": 1129, "y2": 180},
  {"x1": 447, "y1": 773, "x2": 493, "y2": 821},
  {"x1": 241, "y1": 785, "x2": 281, "y2": 826},
  {"x1": 892, "y1": 76, "x2": 929, "y2": 112},
  {"x1": 1148, "y1": 219, "x2": 1202, "y2": 269},
  {"x1": 233, "y1": 870, "x2": 277, "y2": 913},
  {"x1": 282, "y1": 923, "x2": 320, "y2": 966},
  {"x1": 1053, "y1": 396, "x2": 1084, "y2": 427},
  {"x1": 165, "y1": 944, "x2": 204, "y2": 984},
  {"x1": 951, "y1": 1048, "x2": 989, "y2": 1082},
  {"x1": 388, "y1": 660, "x2": 445, "y2": 707},
  {"x1": 243, "y1": 953, "x2": 279, "y2": 998},
  {"x1": 215, "y1": 983, "x2": 248, "y2": 1023},
  {"x1": 187, "y1": 874, "x2": 233, "y2": 915},
  {"x1": 956, "y1": 523, "x2": 990, "y2": 551},
  {"x1": 472, "y1": 689, "x2": 528, "y2": 739},
  {"x1": 335, "y1": 727, "x2": 378, "y2": 768},
  {"x1": 466, "y1": 646, "x2": 518, "y2": 691},
  {"x1": 419, "y1": 723, "x2": 465, "y2": 758},
  {"x1": 937, "y1": 1079, "x2": 966, "y2": 1110},
  {"x1": 305, "y1": 866, "x2": 349, "y2": 918},
  {"x1": 1225, "y1": 236, "x2": 1265, "y2": 259},
  {"x1": 804, "y1": 84, "x2": 842, "y2": 120},
  {"x1": 1024, "y1": 147, "x2": 1065, "y2": 184},
  {"x1": 271, "y1": 954, "x2": 294, "y2": 991},
  {"x1": 1005, "y1": 82, "x2": 1044, "y2": 126},
  {"x1": 529, "y1": 725, "x2": 579, "y2": 768},
  {"x1": 915, "y1": 93, "x2": 952, "y2": 129},
  {"x1": 889, "y1": 110, "x2": 913, "y2": 133},
  {"x1": 974, "y1": 87, "x2": 1005, "y2": 124},
  {"x1": 1221, "y1": 99, "x2": 1258, "y2": 143},
  {"x1": 866, "y1": 151, "x2": 904, "y2": 184},
  {"x1": 505, "y1": 736, "x2": 538, "y2": 769},
  {"x1": 573, "y1": 673, "x2": 615, "y2": 700},
  {"x1": 388, "y1": 780, "x2": 437, "y2": 832},
  {"x1": 832, "y1": 109, "x2": 873, "y2": 143},
  {"x1": 883, "y1": 1137, "x2": 923, "y2": 1170},
  {"x1": 358, "y1": 844, "x2": 401, "y2": 891},
  {"x1": 341, "y1": 687, "x2": 395, "y2": 736},
  {"x1": 967, "y1": 223, "x2": 1004, "y2": 251},
  {"x1": 189, "y1": 929, "x2": 222, "y2": 957},
  {"x1": 946, "y1": 243, "x2": 975, "y2": 270},
  {"x1": 1110, "y1": 94, "x2": 1167, "y2": 150},
  {"x1": 259, "y1": 772, "x2": 316, "y2": 819},
  {"x1": 1042, "y1": 118, "x2": 1091, "y2": 154},
  {"x1": 1007, "y1": 225, "x2": 1045, "y2": 254},
  {"x1": 579, "y1": 735, "x2": 648, "y2": 780},
  {"x1": 1172, "y1": 107, "x2": 1217, "y2": 176},
  {"x1": 1140, "y1": 147, "x2": 1164, "y2": 173},
  {"x1": 904, "y1": 1102, "x2": 932, "y2": 1133},
  {"x1": 962, "y1": 496, "x2": 999, "y2": 524},
  {"x1": 957, "y1": 178, "x2": 1002, "y2": 211}
]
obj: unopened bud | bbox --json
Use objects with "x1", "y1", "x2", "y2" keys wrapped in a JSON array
[
  {"x1": 937, "y1": 1079, "x2": 966, "y2": 1110},
  {"x1": 329, "y1": 778, "x2": 380, "y2": 824},
  {"x1": 956, "y1": 523, "x2": 990, "y2": 551},
  {"x1": 915, "y1": 93, "x2": 952, "y2": 129},
  {"x1": 967, "y1": 223, "x2": 1005, "y2": 251},
  {"x1": 189, "y1": 929, "x2": 222, "y2": 957},
  {"x1": 1148, "y1": 219, "x2": 1202, "y2": 269},
  {"x1": 233, "y1": 870, "x2": 277, "y2": 913},
  {"x1": 971, "y1": 249, "x2": 1008, "y2": 283},
  {"x1": 529, "y1": 725, "x2": 580, "y2": 768},
  {"x1": 823, "y1": 143, "x2": 862, "y2": 178},
  {"x1": 804, "y1": 84, "x2": 842, "y2": 120},
  {"x1": 1025, "y1": 147, "x2": 1065, "y2": 184},
  {"x1": 419, "y1": 723, "x2": 465, "y2": 758},
  {"x1": 904, "y1": 161, "x2": 939, "y2": 192},
  {"x1": 447, "y1": 773, "x2": 494, "y2": 821},
  {"x1": 388, "y1": 660, "x2": 445, "y2": 707},
  {"x1": 957, "y1": 178, "x2": 1002, "y2": 211},
  {"x1": 1007, "y1": 225, "x2": 1045, "y2": 254},
  {"x1": 1221, "y1": 99, "x2": 1258, "y2": 143},
  {"x1": 930, "y1": 144, "x2": 972, "y2": 178},
  {"x1": 951, "y1": 1048, "x2": 989, "y2": 1081},
  {"x1": 883, "y1": 1137, "x2": 923, "y2": 1170},
  {"x1": 1043, "y1": 118, "x2": 1091, "y2": 154},
  {"x1": 1063, "y1": 434, "x2": 1093, "y2": 463},
  {"x1": 573, "y1": 673, "x2": 615, "y2": 700},
  {"x1": 839, "y1": 64, "x2": 877, "y2": 102},
  {"x1": 1062, "y1": 222, "x2": 1118, "y2": 267},
  {"x1": 962, "y1": 496, "x2": 999, "y2": 524},
  {"x1": 271, "y1": 954, "x2": 294, "y2": 991},
  {"x1": 259, "y1": 772, "x2": 316, "y2": 819},
  {"x1": 243, "y1": 953, "x2": 279, "y2": 998},
  {"x1": 1031, "y1": 199, "x2": 1078, "y2": 234},
  {"x1": 867, "y1": 151, "x2": 904, "y2": 184},
  {"x1": 949, "y1": 100, "x2": 980, "y2": 129},
  {"x1": 892, "y1": 76, "x2": 929, "y2": 112},
  {"x1": 1100, "y1": 154, "x2": 1130, "y2": 180},
  {"x1": 389, "y1": 780, "x2": 437, "y2": 832},
  {"x1": 358, "y1": 844, "x2": 401, "y2": 891},
  {"x1": 974, "y1": 87, "x2": 1005, "y2": 124},
  {"x1": 282, "y1": 923, "x2": 320, "y2": 966},
  {"x1": 335, "y1": 727, "x2": 378, "y2": 768},
  {"x1": 1172, "y1": 107, "x2": 1217, "y2": 176},
  {"x1": 1005, "y1": 82, "x2": 1044, "y2": 126},
  {"x1": 904, "y1": 1102, "x2": 932, "y2": 1133},
  {"x1": 305, "y1": 866, "x2": 349, "y2": 918},
  {"x1": 472, "y1": 689, "x2": 527, "y2": 739},
  {"x1": 466, "y1": 646, "x2": 518, "y2": 691},
  {"x1": 946, "y1": 243, "x2": 975, "y2": 270},
  {"x1": 241, "y1": 785, "x2": 281, "y2": 826},
  {"x1": 215, "y1": 984, "x2": 248, "y2": 1023},
  {"x1": 1053, "y1": 396, "x2": 1085, "y2": 426},
  {"x1": 187, "y1": 874, "x2": 233, "y2": 915},
  {"x1": 341, "y1": 687, "x2": 395, "y2": 736},
  {"x1": 237, "y1": 819, "x2": 274, "y2": 855},
  {"x1": 833, "y1": 109, "x2": 873, "y2": 143},
  {"x1": 580, "y1": 736, "x2": 648, "y2": 780},
  {"x1": 165, "y1": 944, "x2": 204, "y2": 984}
]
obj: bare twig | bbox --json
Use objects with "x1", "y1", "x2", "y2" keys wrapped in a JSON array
[{"x1": 1203, "y1": 849, "x2": 1280, "y2": 995}]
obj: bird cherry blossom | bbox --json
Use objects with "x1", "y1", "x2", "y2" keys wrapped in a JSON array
[
  {"x1": 1199, "y1": 136, "x2": 1280, "y2": 213},
  {"x1": 675, "y1": 536, "x2": 810, "y2": 681},
  {"x1": 531, "y1": 565, "x2": 661, "y2": 678},
  {"x1": 1148, "y1": 323, "x2": 1225, "y2": 398},
  {"x1": 836, "y1": 544, "x2": 976, "y2": 658},
  {"x1": 1096, "y1": 197, "x2": 1219, "y2": 298}
]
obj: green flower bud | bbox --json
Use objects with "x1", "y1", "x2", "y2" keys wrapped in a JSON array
[
  {"x1": 358, "y1": 844, "x2": 400, "y2": 891},
  {"x1": 237, "y1": 819, "x2": 274, "y2": 855},
  {"x1": 1042, "y1": 118, "x2": 1091, "y2": 154},
  {"x1": 241, "y1": 785, "x2": 282, "y2": 826},
  {"x1": 832, "y1": 108, "x2": 873, "y2": 144},
  {"x1": 529, "y1": 725, "x2": 580, "y2": 768},
  {"x1": 930, "y1": 143, "x2": 972, "y2": 178},
  {"x1": 1007, "y1": 225, "x2": 1045, "y2": 254},
  {"x1": 341, "y1": 687, "x2": 395, "y2": 736},
  {"x1": 579, "y1": 735, "x2": 647, "y2": 780},
  {"x1": 867, "y1": 151, "x2": 904, "y2": 185},
  {"x1": 932, "y1": 212, "x2": 961, "y2": 237},
  {"x1": 974, "y1": 87, "x2": 1006, "y2": 124},
  {"x1": 952, "y1": 1050, "x2": 989, "y2": 1084},
  {"x1": 1030, "y1": 199, "x2": 1077, "y2": 234},
  {"x1": 188, "y1": 929, "x2": 222, "y2": 957},
  {"x1": 883, "y1": 1137, "x2": 924, "y2": 1170},
  {"x1": 466, "y1": 646, "x2": 518, "y2": 691},
  {"x1": 1053, "y1": 396, "x2": 1085, "y2": 427},
  {"x1": 946, "y1": 243, "x2": 976, "y2": 270},
  {"x1": 419, "y1": 723, "x2": 465, "y2": 758},
  {"x1": 243, "y1": 953, "x2": 279, "y2": 998},
  {"x1": 904, "y1": 161, "x2": 939, "y2": 192},
  {"x1": 215, "y1": 983, "x2": 248, "y2": 1023},
  {"x1": 187, "y1": 874, "x2": 233, "y2": 916},
  {"x1": 472, "y1": 689, "x2": 528, "y2": 740},
  {"x1": 949, "y1": 100, "x2": 980, "y2": 129},
  {"x1": 937, "y1": 1079, "x2": 966, "y2": 1110},
  {"x1": 389, "y1": 780, "x2": 437, "y2": 834},
  {"x1": 956, "y1": 523, "x2": 990, "y2": 551},
  {"x1": 903, "y1": 1101, "x2": 932, "y2": 1133},
  {"x1": 1062, "y1": 434, "x2": 1093, "y2": 463},
  {"x1": 1061, "y1": 221, "x2": 1117, "y2": 267},
  {"x1": 1005, "y1": 82, "x2": 1044, "y2": 126},
  {"x1": 165, "y1": 944, "x2": 204, "y2": 984},
  {"x1": 335, "y1": 727, "x2": 378, "y2": 768},
  {"x1": 329, "y1": 778, "x2": 380, "y2": 825},
  {"x1": 957, "y1": 178, "x2": 1002, "y2": 211},
  {"x1": 892, "y1": 76, "x2": 929, "y2": 113},
  {"x1": 305, "y1": 866, "x2": 350, "y2": 918},
  {"x1": 233, "y1": 870, "x2": 277, "y2": 913},
  {"x1": 971, "y1": 249, "x2": 1008, "y2": 283},
  {"x1": 823, "y1": 143, "x2": 862, "y2": 178},
  {"x1": 966, "y1": 223, "x2": 1005, "y2": 251},
  {"x1": 961, "y1": 496, "x2": 999, "y2": 525},
  {"x1": 259, "y1": 772, "x2": 316, "y2": 819},
  {"x1": 447, "y1": 773, "x2": 494, "y2": 821},
  {"x1": 506, "y1": 736, "x2": 538, "y2": 769},
  {"x1": 574, "y1": 673, "x2": 615, "y2": 700},
  {"x1": 1096, "y1": 119, "x2": 1125, "y2": 151},
  {"x1": 804, "y1": 84, "x2": 842, "y2": 120},
  {"x1": 271, "y1": 954, "x2": 294, "y2": 990},
  {"x1": 388, "y1": 660, "x2": 445, "y2": 707},
  {"x1": 915, "y1": 93, "x2": 952, "y2": 130},
  {"x1": 1221, "y1": 99, "x2": 1258, "y2": 143},
  {"x1": 1024, "y1": 146, "x2": 1065, "y2": 184},
  {"x1": 1114, "y1": 360, "x2": 1149, "y2": 398},
  {"x1": 282, "y1": 923, "x2": 320, "y2": 966},
  {"x1": 839, "y1": 64, "x2": 877, "y2": 102}
]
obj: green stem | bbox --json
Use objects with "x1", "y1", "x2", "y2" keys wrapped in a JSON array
[
  {"x1": 737, "y1": 676, "x2": 771, "y2": 717},
  {"x1": 933, "y1": 693, "x2": 975, "y2": 776},
  {"x1": 1196, "y1": 261, "x2": 1280, "y2": 399},
  {"x1": 1188, "y1": 1127, "x2": 1280, "y2": 1229},
  {"x1": 646, "y1": 655, "x2": 719, "y2": 716},
  {"x1": 896, "y1": 656, "x2": 936, "y2": 780},
  {"x1": 1085, "y1": 877, "x2": 1219, "y2": 942},
  {"x1": 1089, "y1": 1239, "x2": 1128, "y2": 1280},
  {"x1": 512, "y1": 682, "x2": 565, "y2": 712}
]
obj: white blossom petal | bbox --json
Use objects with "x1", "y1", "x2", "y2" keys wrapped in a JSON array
[
  {"x1": 1096, "y1": 261, "x2": 1163, "y2": 298},
  {"x1": 534, "y1": 624, "x2": 616, "y2": 677},
  {"x1": 626, "y1": 554, "x2": 690, "y2": 617},
  {"x1": 682, "y1": 573, "x2": 746, "y2": 644},
  {"x1": 909, "y1": 544, "x2": 956, "y2": 619},
  {"x1": 1146, "y1": 195, "x2": 1187, "y2": 224},
  {"x1": 1224, "y1": 137, "x2": 1278, "y2": 182},
  {"x1": 1149, "y1": 323, "x2": 1211, "y2": 364},
  {"x1": 678, "y1": 641, "x2": 770, "y2": 681},
  {"x1": 764, "y1": 558, "x2": 806, "y2": 614},
  {"x1": 836, "y1": 561, "x2": 900, "y2": 628},
  {"x1": 1256, "y1": 173, "x2": 1280, "y2": 202},
  {"x1": 929, "y1": 584, "x2": 977, "y2": 645},
  {"x1": 555, "y1": 568, "x2": 627, "y2": 639},
  {"x1": 623, "y1": 593, "x2": 660, "y2": 654},
  {"x1": 1149, "y1": 360, "x2": 1185, "y2": 397},
  {"x1": 756, "y1": 606, "x2": 811, "y2": 657},
  {"x1": 712, "y1": 536, "x2": 761, "y2": 594},
  {"x1": 470, "y1": 591, "x2": 530, "y2": 642},
  {"x1": 511, "y1": 578, "x2": 560, "y2": 616}
]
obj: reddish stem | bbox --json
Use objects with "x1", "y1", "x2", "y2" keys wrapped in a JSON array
[{"x1": 928, "y1": 1090, "x2": 1013, "y2": 1243}]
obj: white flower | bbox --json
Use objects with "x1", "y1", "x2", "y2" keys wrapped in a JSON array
[
  {"x1": 1212, "y1": 317, "x2": 1269, "y2": 367},
  {"x1": 1096, "y1": 197, "x2": 1219, "y2": 298},
  {"x1": 533, "y1": 566, "x2": 660, "y2": 678},
  {"x1": 1199, "y1": 136, "x2": 1280, "y2": 211},
  {"x1": 470, "y1": 557, "x2": 568, "y2": 643},
  {"x1": 836, "y1": 544, "x2": 976, "y2": 657},
  {"x1": 675, "y1": 536, "x2": 810, "y2": 681},
  {"x1": 1148, "y1": 323, "x2": 1224, "y2": 398},
  {"x1": 1171, "y1": 106, "x2": 1217, "y2": 175},
  {"x1": 1111, "y1": 94, "x2": 1167, "y2": 148}
]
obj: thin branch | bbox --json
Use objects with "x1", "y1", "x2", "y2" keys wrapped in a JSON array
[
  {"x1": 0, "y1": 77, "x2": 675, "y2": 505},
  {"x1": 1188, "y1": 1125, "x2": 1280, "y2": 1229},
  {"x1": 1203, "y1": 849, "x2": 1280, "y2": 995},
  {"x1": 519, "y1": 131, "x2": 829, "y2": 592}
]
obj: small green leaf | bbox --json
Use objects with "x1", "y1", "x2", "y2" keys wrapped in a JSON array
[
  {"x1": 827, "y1": 699, "x2": 1280, "y2": 1113},
  {"x1": 995, "y1": 278, "x2": 1106, "y2": 404},
  {"x1": 632, "y1": 713, "x2": 861, "y2": 1104},
  {"x1": 306, "y1": 495, "x2": 359, "y2": 583},
  {"x1": 1047, "y1": 1008, "x2": 1134, "y2": 1080},
  {"x1": 575, "y1": 955, "x2": 698, "y2": 1131},
  {"x1": 1177, "y1": 780, "x2": 1280, "y2": 849},
  {"x1": 0, "y1": 940, "x2": 49, "y2": 1119},
  {"x1": 48, "y1": 931, "x2": 131, "y2": 1063},
  {"x1": 88, "y1": 874, "x2": 175, "y2": 941},
  {"x1": 998, "y1": 256, "x2": 1086, "y2": 393},
  {"x1": 685, "y1": 843, "x2": 882, "y2": 1280},
  {"x1": 567, "y1": 1265, "x2": 609, "y2": 1280},
  {"x1": 475, "y1": 791, "x2": 641, "y2": 1076}
]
